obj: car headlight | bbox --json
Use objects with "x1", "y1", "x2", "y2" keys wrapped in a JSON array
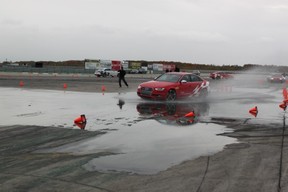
[
  {"x1": 154, "y1": 88, "x2": 165, "y2": 91},
  {"x1": 138, "y1": 85, "x2": 142, "y2": 89}
]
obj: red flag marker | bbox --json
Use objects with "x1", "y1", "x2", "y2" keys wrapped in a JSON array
[{"x1": 283, "y1": 88, "x2": 288, "y2": 100}]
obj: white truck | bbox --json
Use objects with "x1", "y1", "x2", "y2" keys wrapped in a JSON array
[{"x1": 94, "y1": 68, "x2": 119, "y2": 77}]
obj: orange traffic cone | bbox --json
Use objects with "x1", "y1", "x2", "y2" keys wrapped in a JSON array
[
  {"x1": 101, "y1": 85, "x2": 106, "y2": 95},
  {"x1": 74, "y1": 122, "x2": 86, "y2": 130},
  {"x1": 279, "y1": 102, "x2": 287, "y2": 111},
  {"x1": 101, "y1": 85, "x2": 106, "y2": 92},
  {"x1": 74, "y1": 114, "x2": 87, "y2": 124},
  {"x1": 63, "y1": 83, "x2": 67, "y2": 89},
  {"x1": 185, "y1": 111, "x2": 195, "y2": 117},
  {"x1": 19, "y1": 81, "x2": 24, "y2": 87},
  {"x1": 249, "y1": 106, "x2": 258, "y2": 117}
]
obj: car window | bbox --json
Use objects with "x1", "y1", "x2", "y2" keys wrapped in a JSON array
[
  {"x1": 190, "y1": 75, "x2": 202, "y2": 82},
  {"x1": 156, "y1": 74, "x2": 181, "y2": 82},
  {"x1": 181, "y1": 75, "x2": 191, "y2": 82}
]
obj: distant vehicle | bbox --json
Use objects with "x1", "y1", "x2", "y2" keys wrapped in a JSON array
[
  {"x1": 130, "y1": 69, "x2": 139, "y2": 74},
  {"x1": 137, "y1": 72, "x2": 210, "y2": 100},
  {"x1": 192, "y1": 70, "x2": 200, "y2": 76},
  {"x1": 128, "y1": 68, "x2": 147, "y2": 74},
  {"x1": 138, "y1": 68, "x2": 147, "y2": 74},
  {"x1": 267, "y1": 74, "x2": 286, "y2": 83},
  {"x1": 94, "y1": 68, "x2": 118, "y2": 77},
  {"x1": 210, "y1": 71, "x2": 233, "y2": 79}
]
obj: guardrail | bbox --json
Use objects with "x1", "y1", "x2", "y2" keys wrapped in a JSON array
[
  {"x1": 0, "y1": 66, "x2": 274, "y2": 76},
  {"x1": 0, "y1": 66, "x2": 95, "y2": 74}
]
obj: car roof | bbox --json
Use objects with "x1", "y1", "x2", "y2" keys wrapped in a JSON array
[{"x1": 166, "y1": 72, "x2": 193, "y2": 75}]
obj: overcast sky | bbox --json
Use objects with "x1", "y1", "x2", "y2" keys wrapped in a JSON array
[{"x1": 1, "y1": 0, "x2": 288, "y2": 65}]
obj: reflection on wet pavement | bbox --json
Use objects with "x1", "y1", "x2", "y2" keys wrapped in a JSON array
[
  {"x1": 136, "y1": 102, "x2": 209, "y2": 126},
  {"x1": 0, "y1": 82, "x2": 286, "y2": 174}
]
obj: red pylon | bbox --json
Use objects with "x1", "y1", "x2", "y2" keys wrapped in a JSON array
[
  {"x1": 101, "y1": 85, "x2": 106, "y2": 92},
  {"x1": 63, "y1": 83, "x2": 67, "y2": 89},
  {"x1": 249, "y1": 106, "x2": 258, "y2": 117},
  {"x1": 74, "y1": 114, "x2": 87, "y2": 124},
  {"x1": 185, "y1": 111, "x2": 195, "y2": 117},
  {"x1": 19, "y1": 81, "x2": 24, "y2": 87}
]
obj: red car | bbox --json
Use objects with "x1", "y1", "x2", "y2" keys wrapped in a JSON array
[
  {"x1": 210, "y1": 71, "x2": 233, "y2": 79},
  {"x1": 267, "y1": 74, "x2": 286, "y2": 83},
  {"x1": 137, "y1": 72, "x2": 209, "y2": 100}
]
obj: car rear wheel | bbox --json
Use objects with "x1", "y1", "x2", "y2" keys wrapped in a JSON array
[{"x1": 166, "y1": 90, "x2": 177, "y2": 101}]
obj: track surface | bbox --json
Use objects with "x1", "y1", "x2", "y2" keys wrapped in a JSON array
[{"x1": 1, "y1": 72, "x2": 288, "y2": 192}]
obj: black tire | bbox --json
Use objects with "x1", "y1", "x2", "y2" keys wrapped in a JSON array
[{"x1": 166, "y1": 89, "x2": 177, "y2": 101}]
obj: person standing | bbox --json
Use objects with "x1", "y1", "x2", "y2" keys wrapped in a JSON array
[{"x1": 118, "y1": 66, "x2": 128, "y2": 88}]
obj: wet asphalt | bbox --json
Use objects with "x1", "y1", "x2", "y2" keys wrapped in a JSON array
[{"x1": 1, "y1": 72, "x2": 288, "y2": 192}]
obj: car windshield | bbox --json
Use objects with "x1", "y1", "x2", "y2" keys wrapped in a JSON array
[
  {"x1": 156, "y1": 74, "x2": 181, "y2": 82},
  {"x1": 272, "y1": 74, "x2": 282, "y2": 77}
]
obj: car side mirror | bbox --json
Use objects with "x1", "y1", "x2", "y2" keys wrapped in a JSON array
[{"x1": 181, "y1": 80, "x2": 187, "y2": 83}]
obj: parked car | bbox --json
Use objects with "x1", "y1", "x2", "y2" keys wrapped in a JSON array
[
  {"x1": 210, "y1": 71, "x2": 233, "y2": 79},
  {"x1": 138, "y1": 68, "x2": 147, "y2": 74},
  {"x1": 130, "y1": 69, "x2": 139, "y2": 74},
  {"x1": 267, "y1": 74, "x2": 286, "y2": 83},
  {"x1": 137, "y1": 72, "x2": 210, "y2": 100},
  {"x1": 94, "y1": 68, "x2": 118, "y2": 77}
]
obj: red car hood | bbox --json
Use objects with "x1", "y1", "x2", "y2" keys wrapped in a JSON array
[{"x1": 139, "y1": 80, "x2": 178, "y2": 88}]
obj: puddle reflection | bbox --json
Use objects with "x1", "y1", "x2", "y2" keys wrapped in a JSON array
[
  {"x1": 136, "y1": 102, "x2": 210, "y2": 126},
  {"x1": 117, "y1": 99, "x2": 125, "y2": 109}
]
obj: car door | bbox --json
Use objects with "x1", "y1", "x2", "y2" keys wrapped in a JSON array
[
  {"x1": 189, "y1": 74, "x2": 203, "y2": 96},
  {"x1": 178, "y1": 75, "x2": 192, "y2": 97}
]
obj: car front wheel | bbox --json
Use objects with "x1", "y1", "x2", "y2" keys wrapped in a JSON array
[{"x1": 166, "y1": 89, "x2": 177, "y2": 101}]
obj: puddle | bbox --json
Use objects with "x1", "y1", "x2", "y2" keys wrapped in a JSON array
[
  {"x1": 82, "y1": 122, "x2": 235, "y2": 174},
  {"x1": 39, "y1": 120, "x2": 235, "y2": 175}
]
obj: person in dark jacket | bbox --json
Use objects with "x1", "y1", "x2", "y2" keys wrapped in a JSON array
[{"x1": 118, "y1": 67, "x2": 128, "y2": 87}]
